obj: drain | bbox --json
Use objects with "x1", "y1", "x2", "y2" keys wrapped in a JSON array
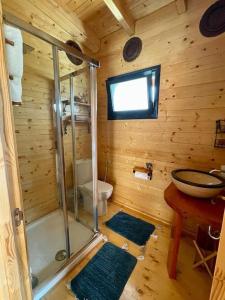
[
  {"x1": 31, "y1": 274, "x2": 39, "y2": 289},
  {"x1": 55, "y1": 249, "x2": 68, "y2": 261}
]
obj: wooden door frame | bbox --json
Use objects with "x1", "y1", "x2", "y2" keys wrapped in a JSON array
[
  {"x1": 0, "y1": 2, "x2": 32, "y2": 299},
  {"x1": 210, "y1": 212, "x2": 225, "y2": 299}
]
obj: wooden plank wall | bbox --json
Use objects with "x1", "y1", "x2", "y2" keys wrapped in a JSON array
[
  {"x1": 12, "y1": 37, "x2": 59, "y2": 224},
  {"x1": 97, "y1": 0, "x2": 225, "y2": 232},
  {"x1": 13, "y1": 72, "x2": 59, "y2": 224}
]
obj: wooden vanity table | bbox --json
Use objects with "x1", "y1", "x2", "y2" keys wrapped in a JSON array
[{"x1": 164, "y1": 183, "x2": 225, "y2": 279}]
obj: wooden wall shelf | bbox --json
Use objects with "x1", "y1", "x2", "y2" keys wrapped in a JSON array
[
  {"x1": 74, "y1": 101, "x2": 90, "y2": 107},
  {"x1": 61, "y1": 99, "x2": 90, "y2": 107}
]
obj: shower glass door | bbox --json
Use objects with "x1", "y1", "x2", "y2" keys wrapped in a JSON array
[
  {"x1": 57, "y1": 48, "x2": 97, "y2": 259},
  {"x1": 10, "y1": 30, "x2": 67, "y2": 290}
]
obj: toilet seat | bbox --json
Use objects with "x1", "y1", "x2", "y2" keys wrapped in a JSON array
[
  {"x1": 81, "y1": 180, "x2": 113, "y2": 195},
  {"x1": 76, "y1": 159, "x2": 113, "y2": 216},
  {"x1": 79, "y1": 180, "x2": 113, "y2": 216}
]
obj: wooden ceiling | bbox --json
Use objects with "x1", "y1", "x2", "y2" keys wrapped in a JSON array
[
  {"x1": 3, "y1": 0, "x2": 186, "y2": 54},
  {"x1": 53, "y1": 0, "x2": 187, "y2": 40}
]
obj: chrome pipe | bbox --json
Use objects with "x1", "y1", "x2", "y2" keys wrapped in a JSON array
[
  {"x1": 90, "y1": 65, "x2": 98, "y2": 232},
  {"x1": 52, "y1": 45, "x2": 70, "y2": 257},
  {"x1": 209, "y1": 169, "x2": 221, "y2": 174}
]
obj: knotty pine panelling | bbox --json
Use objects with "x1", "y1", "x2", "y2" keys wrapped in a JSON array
[
  {"x1": 2, "y1": 0, "x2": 100, "y2": 53},
  {"x1": 54, "y1": 0, "x2": 175, "y2": 39},
  {"x1": 97, "y1": 0, "x2": 225, "y2": 233},
  {"x1": 13, "y1": 68, "x2": 58, "y2": 224},
  {"x1": 12, "y1": 36, "x2": 59, "y2": 224}
]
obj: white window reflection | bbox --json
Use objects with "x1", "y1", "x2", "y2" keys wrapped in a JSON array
[{"x1": 110, "y1": 77, "x2": 149, "y2": 112}]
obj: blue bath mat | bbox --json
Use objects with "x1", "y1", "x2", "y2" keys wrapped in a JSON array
[
  {"x1": 105, "y1": 211, "x2": 155, "y2": 246},
  {"x1": 70, "y1": 242, "x2": 137, "y2": 300}
]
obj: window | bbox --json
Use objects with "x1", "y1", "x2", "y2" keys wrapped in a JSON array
[{"x1": 106, "y1": 65, "x2": 160, "y2": 120}]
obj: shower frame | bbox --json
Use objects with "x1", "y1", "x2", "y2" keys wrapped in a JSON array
[{"x1": 3, "y1": 11, "x2": 101, "y2": 300}]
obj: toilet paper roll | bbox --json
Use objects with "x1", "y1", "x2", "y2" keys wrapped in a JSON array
[{"x1": 134, "y1": 171, "x2": 150, "y2": 180}]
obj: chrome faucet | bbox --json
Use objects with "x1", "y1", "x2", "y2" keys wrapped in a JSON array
[
  {"x1": 209, "y1": 169, "x2": 223, "y2": 174},
  {"x1": 209, "y1": 169, "x2": 221, "y2": 174},
  {"x1": 210, "y1": 169, "x2": 225, "y2": 201},
  {"x1": 209, "y1": 169, "x2": 225, "y2": 178}
]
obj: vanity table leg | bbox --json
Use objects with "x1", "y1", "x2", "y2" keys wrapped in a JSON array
[{"x1": 167, "y1": 211, "x2": 183, "y2": 279}]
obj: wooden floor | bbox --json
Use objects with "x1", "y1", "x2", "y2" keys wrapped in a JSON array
[{"x1": 44, "y1": 202, "x2": 211, "y2": 300}]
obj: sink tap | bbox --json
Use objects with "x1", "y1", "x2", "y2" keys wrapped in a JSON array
[
  {"x1": 210, "y1": 169, "x2": 221, "y2": 173},
  {"x1": 209, "y1": 169, "x2": 225, "y2": 179}
]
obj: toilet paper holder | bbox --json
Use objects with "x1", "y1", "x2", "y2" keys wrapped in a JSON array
[{"x1": 133, "y1": 163, "x2": 153, "y2": 180}]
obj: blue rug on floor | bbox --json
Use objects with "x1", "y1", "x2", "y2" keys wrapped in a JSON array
[
  {"x1": 105, "y1": 211, "x2": 155, "y2": 246},
  {"x1": 70, "y1": 242, "x2": 137, "y2": 300}
]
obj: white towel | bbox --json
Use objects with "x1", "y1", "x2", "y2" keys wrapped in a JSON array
[
  {"x1": 4, "y1": 24, "x2": 23, "y2": 103},
  {"x1": 9, "y1": 77, "x2": 22, "y2": 104}
]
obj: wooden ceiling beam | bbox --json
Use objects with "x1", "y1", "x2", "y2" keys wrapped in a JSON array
[
  {"x1": 103, "y1": 0, "x2": 135, "y2": 36},
  {"x1": 175, "y1": 0, "x2": 187, "y2": 14}
]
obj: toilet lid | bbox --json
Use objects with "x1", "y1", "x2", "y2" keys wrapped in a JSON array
[{"x1": 82, "y1": 180, "x2": 113, "y2": 193}]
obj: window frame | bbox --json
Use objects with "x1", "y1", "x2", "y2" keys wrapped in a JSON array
[{"x1": 106, "y1": 65, "x2": 161, "y2": 120}]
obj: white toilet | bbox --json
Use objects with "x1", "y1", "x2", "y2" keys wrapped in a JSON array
[{"x1": 76, "y1": 159, "x2": 113, "y2": 216}]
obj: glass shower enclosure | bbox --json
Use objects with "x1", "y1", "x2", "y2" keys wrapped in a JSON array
[{"x1": 4, "y1": 12, "x2": 100, "y2": 300}]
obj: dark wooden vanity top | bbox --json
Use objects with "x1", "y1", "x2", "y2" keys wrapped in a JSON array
[
  {"x1": 165, "y1": 183, "x2": 225, "y2": 229},
  {"x1": 164, "y1": 183, "x2": 225, "y2": 279}
]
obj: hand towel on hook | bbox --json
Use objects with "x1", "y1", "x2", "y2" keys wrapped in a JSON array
[{"x1": 4, "y1": 24, "x2": 23, "y2": 104}]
